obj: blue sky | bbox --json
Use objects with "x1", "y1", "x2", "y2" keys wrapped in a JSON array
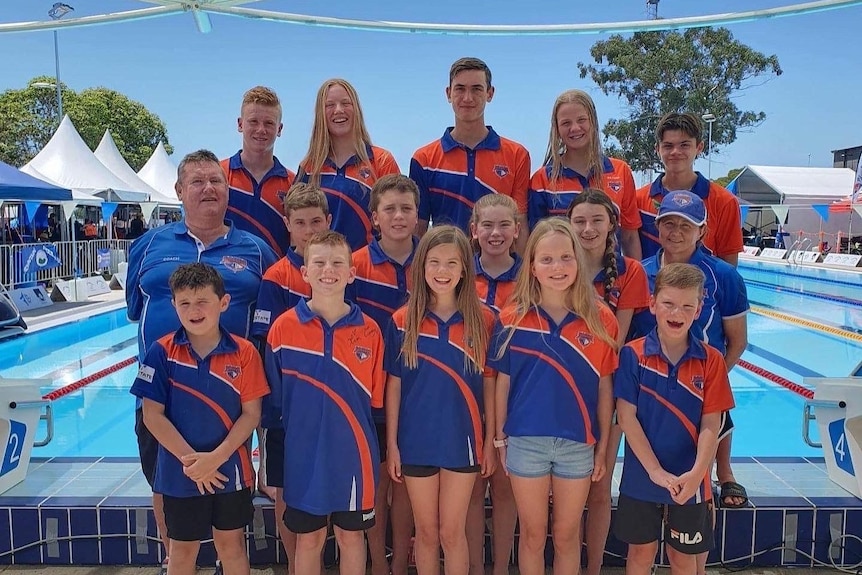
[{"x1": 1, "y1": 0, "x2": 860, "y2": 186}]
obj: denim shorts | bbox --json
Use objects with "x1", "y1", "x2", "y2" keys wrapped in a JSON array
[{"x1": 506, "y1": 436, "x2": 594, "y2": 479}]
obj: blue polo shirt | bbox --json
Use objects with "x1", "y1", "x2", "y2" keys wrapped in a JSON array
[
  {"x1": 265, "y1": 299, "x2": 384, "y2": 515},
  {"x1": 348, "y1": 237, "x2": 417, "y2": 330},
  {"x1": 222, "y1": 153, "x2": 295, "y2": 258},
  {"x1": 474, "y1": 253, "x2": 521, "y2": 312},
  {"x1": 251, "y1": 248, "x2": 309, "y2": 340},
  {"x1": 385, "y1": 306, "x2": 496, "y2": 469},
  {"x1": 410, "y1": 127, "x2": 530, "y2": 231},
  {"x1": 130, "y1": 328, "x2": 269, "y2": 498},
  {"x1": 489, "y1": 304, "x2": 618, "y2": 443},
  {"x1": 126, "y1": 220, "x2": 278, "y2": 361},
  {"x1": 632, "y1": 249, "x2": 749, "y2": 354},
  {"x1": 614, "y1": 330, "x2": 734, "y2": 504},
  {"x1": 296, "y1": 145, "x2": 400, "y2": 251}
]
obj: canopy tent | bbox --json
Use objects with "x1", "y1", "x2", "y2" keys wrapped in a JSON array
[
  {"x1": 94, "y1": 131, "x2": 180, "y2": 207},
  {"x1": 23, "y1": 115, "x2": 149, "y2": 203},
  {"x1": 18, "y1": 166, "x2": 103, "y2": 207},
  {"x1": 0, "y1": 160, "x2": 71, "y2": 201},
  {"x1": 138, "y1": 141, "x2": 179, "y2": 202},
  {"x1": 730, "y1": 165, "x2": 860, "y2": 239}
]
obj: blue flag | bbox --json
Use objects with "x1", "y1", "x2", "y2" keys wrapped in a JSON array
[{"x1": 21, "y1": 244, "x2": 62, "y2": 274}]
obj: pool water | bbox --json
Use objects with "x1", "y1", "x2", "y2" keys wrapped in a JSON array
[{"x1": 4, "y1": 260, "x2": 861, "y2": 458}]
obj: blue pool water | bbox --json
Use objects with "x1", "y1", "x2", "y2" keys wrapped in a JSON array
[{"x1": 4, "y1": 259, "x2": 861, "y2": 459}]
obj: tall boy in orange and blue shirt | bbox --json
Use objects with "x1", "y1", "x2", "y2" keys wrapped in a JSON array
[{"x1": 614, "y1": 263, "x2": 734, "y2": 575}]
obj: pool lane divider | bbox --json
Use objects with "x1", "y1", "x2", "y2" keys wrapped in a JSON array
[
  {"x1": 42, "y1": 357, "x2": 137, "y2": 401},
  {"x1": 751, "y1": 305, "x2": 862, "y2": 343},
  {"x1": 736, "y1": 359, "x2": 814, "y2": 399},
  {"x1": 746, "y1": 279, "x2": 862, "y2": 308}
]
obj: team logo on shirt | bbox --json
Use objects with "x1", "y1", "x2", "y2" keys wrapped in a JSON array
[
  {"x1": 137, "y1": 364, "x2": 155, "y2": 383},
  {"x1": 354, "y1": 346, "x2": 372, "y2": 362},
  {"x1": 577, "y1": 332, "x2": 594, "y2": 347},
  {"x1": 692, "y1": 375, "x2": 704, "y2": 391},
  {"x1": 225, "y1": 365, "x2": 241, "y2": 380},
  {"x1": 608, "y1": 180, "x2": 622, "y2": 192},
  {"x1": 493, "y1": 165, "x2": 510, "y2": 178},
  {"x1": 221, "y1": 256, "x2": 248, "y2": 273},
  {"x1": 359, "y1": 167, "x2": 372, "y2": 180}
]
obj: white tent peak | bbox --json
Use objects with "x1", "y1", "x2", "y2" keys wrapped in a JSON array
[
  {"x1": 23, "y1": 115, "x2": 147, "y2": 202},
  {"x1": 738, "y1": 165, "x2": 855, "y2": 202},
  {"x1": 138, "y1": 141, "x2": 180, "y2": 202},
  {"x1": 19, "y1": 164, "x2": 102, "y2": 206},
  {"x1": 95, "y1": 131, "x2": 179, "y2": 206}
]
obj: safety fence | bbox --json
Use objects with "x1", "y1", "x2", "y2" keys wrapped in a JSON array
[{"x1": 0, "y1": 239, "x2": 134, "y2": 289}]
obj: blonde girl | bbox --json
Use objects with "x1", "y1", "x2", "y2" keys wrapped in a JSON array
[{"x1": 491, "y1": 219, "x2": 618, "y2": 575}]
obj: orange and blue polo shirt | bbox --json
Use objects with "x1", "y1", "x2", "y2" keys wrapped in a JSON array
[
  {"x1": 296, "y1": 145, "x2": 400, "y2": 252},
  {"x1": 527, "y1": 157, "x2": 639, "y2": 231},
  {"x1": 490, "y1": 304, "x2": 619, "y2": 444},
  {"x1": 592, "y1": 256, "x2": 651, "y2": 315},
  {"x1": 385, "y1": 306, "x2": 497, "y2": 469},
  {"x1": 410, "y1": 127, "x2": 531, "y2": 231},
  {"x1": 222, "y1": 153, "x2": 295, "y2": 258},
  {"x1": 348, "y1": 237, "x2": 417, "y2": 332},
  {"x1": 637, "y1": 172, "x2": 743, "y2": 260},
  {"x1": 265, "y1": 299, "x2": 385, "y2": 515},
  {"x1": 614, "y1": 330, "x2": 734, "y2": 504},
  {"x1": 474, "y1": 253, "x2": 521, "y2": 313},
  {"x1": 130, "y1": 328, "x2": 269, "y2": 498},
  {"x1": 251, "y1": 247, "x2": 309, "y2": 341}
]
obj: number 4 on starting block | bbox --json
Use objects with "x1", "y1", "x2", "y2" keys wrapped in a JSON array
[{"x1": 829, "y1": 419, "x2": 855, "y2": 476}]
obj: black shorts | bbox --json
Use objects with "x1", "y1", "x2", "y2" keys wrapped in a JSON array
[
  {"x1": 614, "y1": 494, "x2": 713, "y2": 555},
  {"x1": 263, "y1": 428, "x2": 285, "y2": 488},
  {"x1": 401, "y1": 464, "x2": 481, "y2": 477},
  {"x1": 163, "y1": 488, "x2": 254, "y2": 542},
  {"x1": 283, "y1": 506, "x2": 375, "y2": 534},
  {"x1": 375, "y1": 421, "x2": 387, "y2": 462},
  {"x1": 718, "y1": 411, "x2": 734, "y2": 441},
  {"x1": 134, "y1": 407, "x2": 158, "y2": 489}
]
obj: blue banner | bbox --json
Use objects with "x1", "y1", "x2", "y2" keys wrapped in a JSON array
[
  {"x1": 96, "y1": 248, "x2": 111, "y2": 270},
  {"x1": 812, "y1": 204, "x2": 831, "y2": 222},
  {"x1": 21, "y1": 244, "x2": 62, "y2": 274},
  {"x1": 101, "y1": 202, "x2": 118, "y2": 222},
  {"x1": 739, "y1": 205, "x2": 750, "y2": 221}
]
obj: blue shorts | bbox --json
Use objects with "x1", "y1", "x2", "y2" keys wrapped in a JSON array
[{"x1": 506, "y1": 436, "x2": 594, "y2": 479}]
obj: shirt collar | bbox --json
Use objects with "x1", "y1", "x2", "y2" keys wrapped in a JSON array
[
  {"x1": 294, "y1": 298, "x2": 366, "y2": 327},
  {"x1": 173, "y1": 326, "x2": 239, "y2": 357},
  {"x1": 474, "y1": 252, "x2": 522, "y2": 282},
  {"x1": 173, "y1": 220, "x2": 237, "y2": 244},
  {"x1": 426, "y1": 309, "x2": 464, "y2": 326},
  {"x1": 649, "y1": 171, "x2": 711, "y2": 198},
  {"x1": 592, "y1": 249, "x2": 628, "y2": 281},
  {"x1": 656, "y1": 247, "x2": 707, "y2": 268},
  {"x1": 368, "y1": 236, "x2": 419, "y2": 266},
  {"x1": 546, "y1": 155, "x2": 614, "y2": 181},
  {"x1": 644, "y1": 327, "x2": 708, "y2": 361},
  {"x1": 440, "y1": 126, "x2": 501, "y2": 153},
  {"x1": 285, "y1": 246, "x2": 304, "y2": 269},
  {"x1": 228, "y1": 150, "x2": 290, "y2": 178},
  {"x1": 323, "y1": 143, "x2": 376, "y2": 169}
]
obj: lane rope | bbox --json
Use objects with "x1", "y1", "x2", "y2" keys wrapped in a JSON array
[
  {"x1": 42, "y1": 357, "x2": 137, "y2": 401},
  {"x1": 751, "y1": 305, "x2": 862, "y2": 343},
  {"x1": 736, "y1": 359, "x2": 814, "y2": 399}
]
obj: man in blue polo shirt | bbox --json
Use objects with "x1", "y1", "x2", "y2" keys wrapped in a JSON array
[{"x1": 126, "y1": 149, "x2": 277, "y2": 574}]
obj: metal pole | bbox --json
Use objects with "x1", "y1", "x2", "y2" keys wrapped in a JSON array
[
  {"x1": 707, "y1": 120, "x2": 713, "y2": 180},
  {"x1": 53, "y1": 29, "x2": 63, "y2": 121}
]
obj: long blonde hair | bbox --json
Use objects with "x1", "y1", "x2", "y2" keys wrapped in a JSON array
[
  {"x1": 499, "y1": 218, "x2": 617, "y2": 354},
  {"x1": 543, "y1": 90, "x2": 605, "y2": 191},
  {"x1": 401, "y1": 226, "x2": 488, "y2": 373},
  {"x1": 301, "y1": 79, "x2": 374, "y2": 187}
]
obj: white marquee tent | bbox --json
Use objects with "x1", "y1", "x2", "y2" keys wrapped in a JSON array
[
  {"x1": 138, "y1": 141, "x2": 179, "y2": 202},
  {"x1": 23, "y1": 115, "x2": 149, "y2": 203},
  {"x1": 94, "y1": 131, "x2": 180, "y2": 206},
  {"x1": 19, "y1": 166, "x2": 103, "y2": 207},
  {"x1": 732, "y1": 165, "x2": 861, "y2": 239}
]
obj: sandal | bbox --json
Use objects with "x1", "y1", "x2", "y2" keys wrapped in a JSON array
[{"x1": 719, "y1": 481, "x2": 749, "y2": 508}]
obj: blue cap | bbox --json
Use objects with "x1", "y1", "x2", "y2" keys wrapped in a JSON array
[{"x1": 656, "y1": 191, "x2": 707, "y2": 226}]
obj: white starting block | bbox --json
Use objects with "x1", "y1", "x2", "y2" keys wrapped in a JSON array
[
  {"x1": 804, "y1": 377, "x2": 862, "y2": 498},
  {"x1": 0, "y1": 378, "x2": 53, "y2": 495}
]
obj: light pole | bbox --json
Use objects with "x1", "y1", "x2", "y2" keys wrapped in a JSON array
[
  {"x1": 701, "y1": 112, "x2": 716, "y2": 180},
  {"x1": 47, "y1": 2, "x2": 74, "y2": 122}
]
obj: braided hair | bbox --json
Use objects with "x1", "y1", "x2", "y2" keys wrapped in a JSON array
[{"x1": 566, "y1": 189, "x2": 620, "y2": 310}]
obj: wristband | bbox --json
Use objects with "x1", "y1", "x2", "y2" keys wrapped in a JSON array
[{"x1": 493, "y1": 437, "x2": 508, "y2": 448}]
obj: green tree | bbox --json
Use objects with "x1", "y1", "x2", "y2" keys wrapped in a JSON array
[
  {"x1": 0, "y1": 76, "x2": 173, "y2": 170},
  {"x1": 578, "y1": 28, "x2": 782, "y2": 173},
  {"x1": 715, "y1": 167, "x2": 744, "y2": 188}
]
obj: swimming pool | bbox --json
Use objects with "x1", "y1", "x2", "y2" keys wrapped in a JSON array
[{"x1": 6, "y1": 258, "x2": 861, "y2": 459}]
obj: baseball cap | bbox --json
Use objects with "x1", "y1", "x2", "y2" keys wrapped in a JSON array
[{"x1": 655, "y1": 191, "x2": 707, "y2": 226}]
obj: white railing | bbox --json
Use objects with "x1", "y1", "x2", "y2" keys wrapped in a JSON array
[{"x1": 0, "y1": 239, "x2": 134, "y2": 289}]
